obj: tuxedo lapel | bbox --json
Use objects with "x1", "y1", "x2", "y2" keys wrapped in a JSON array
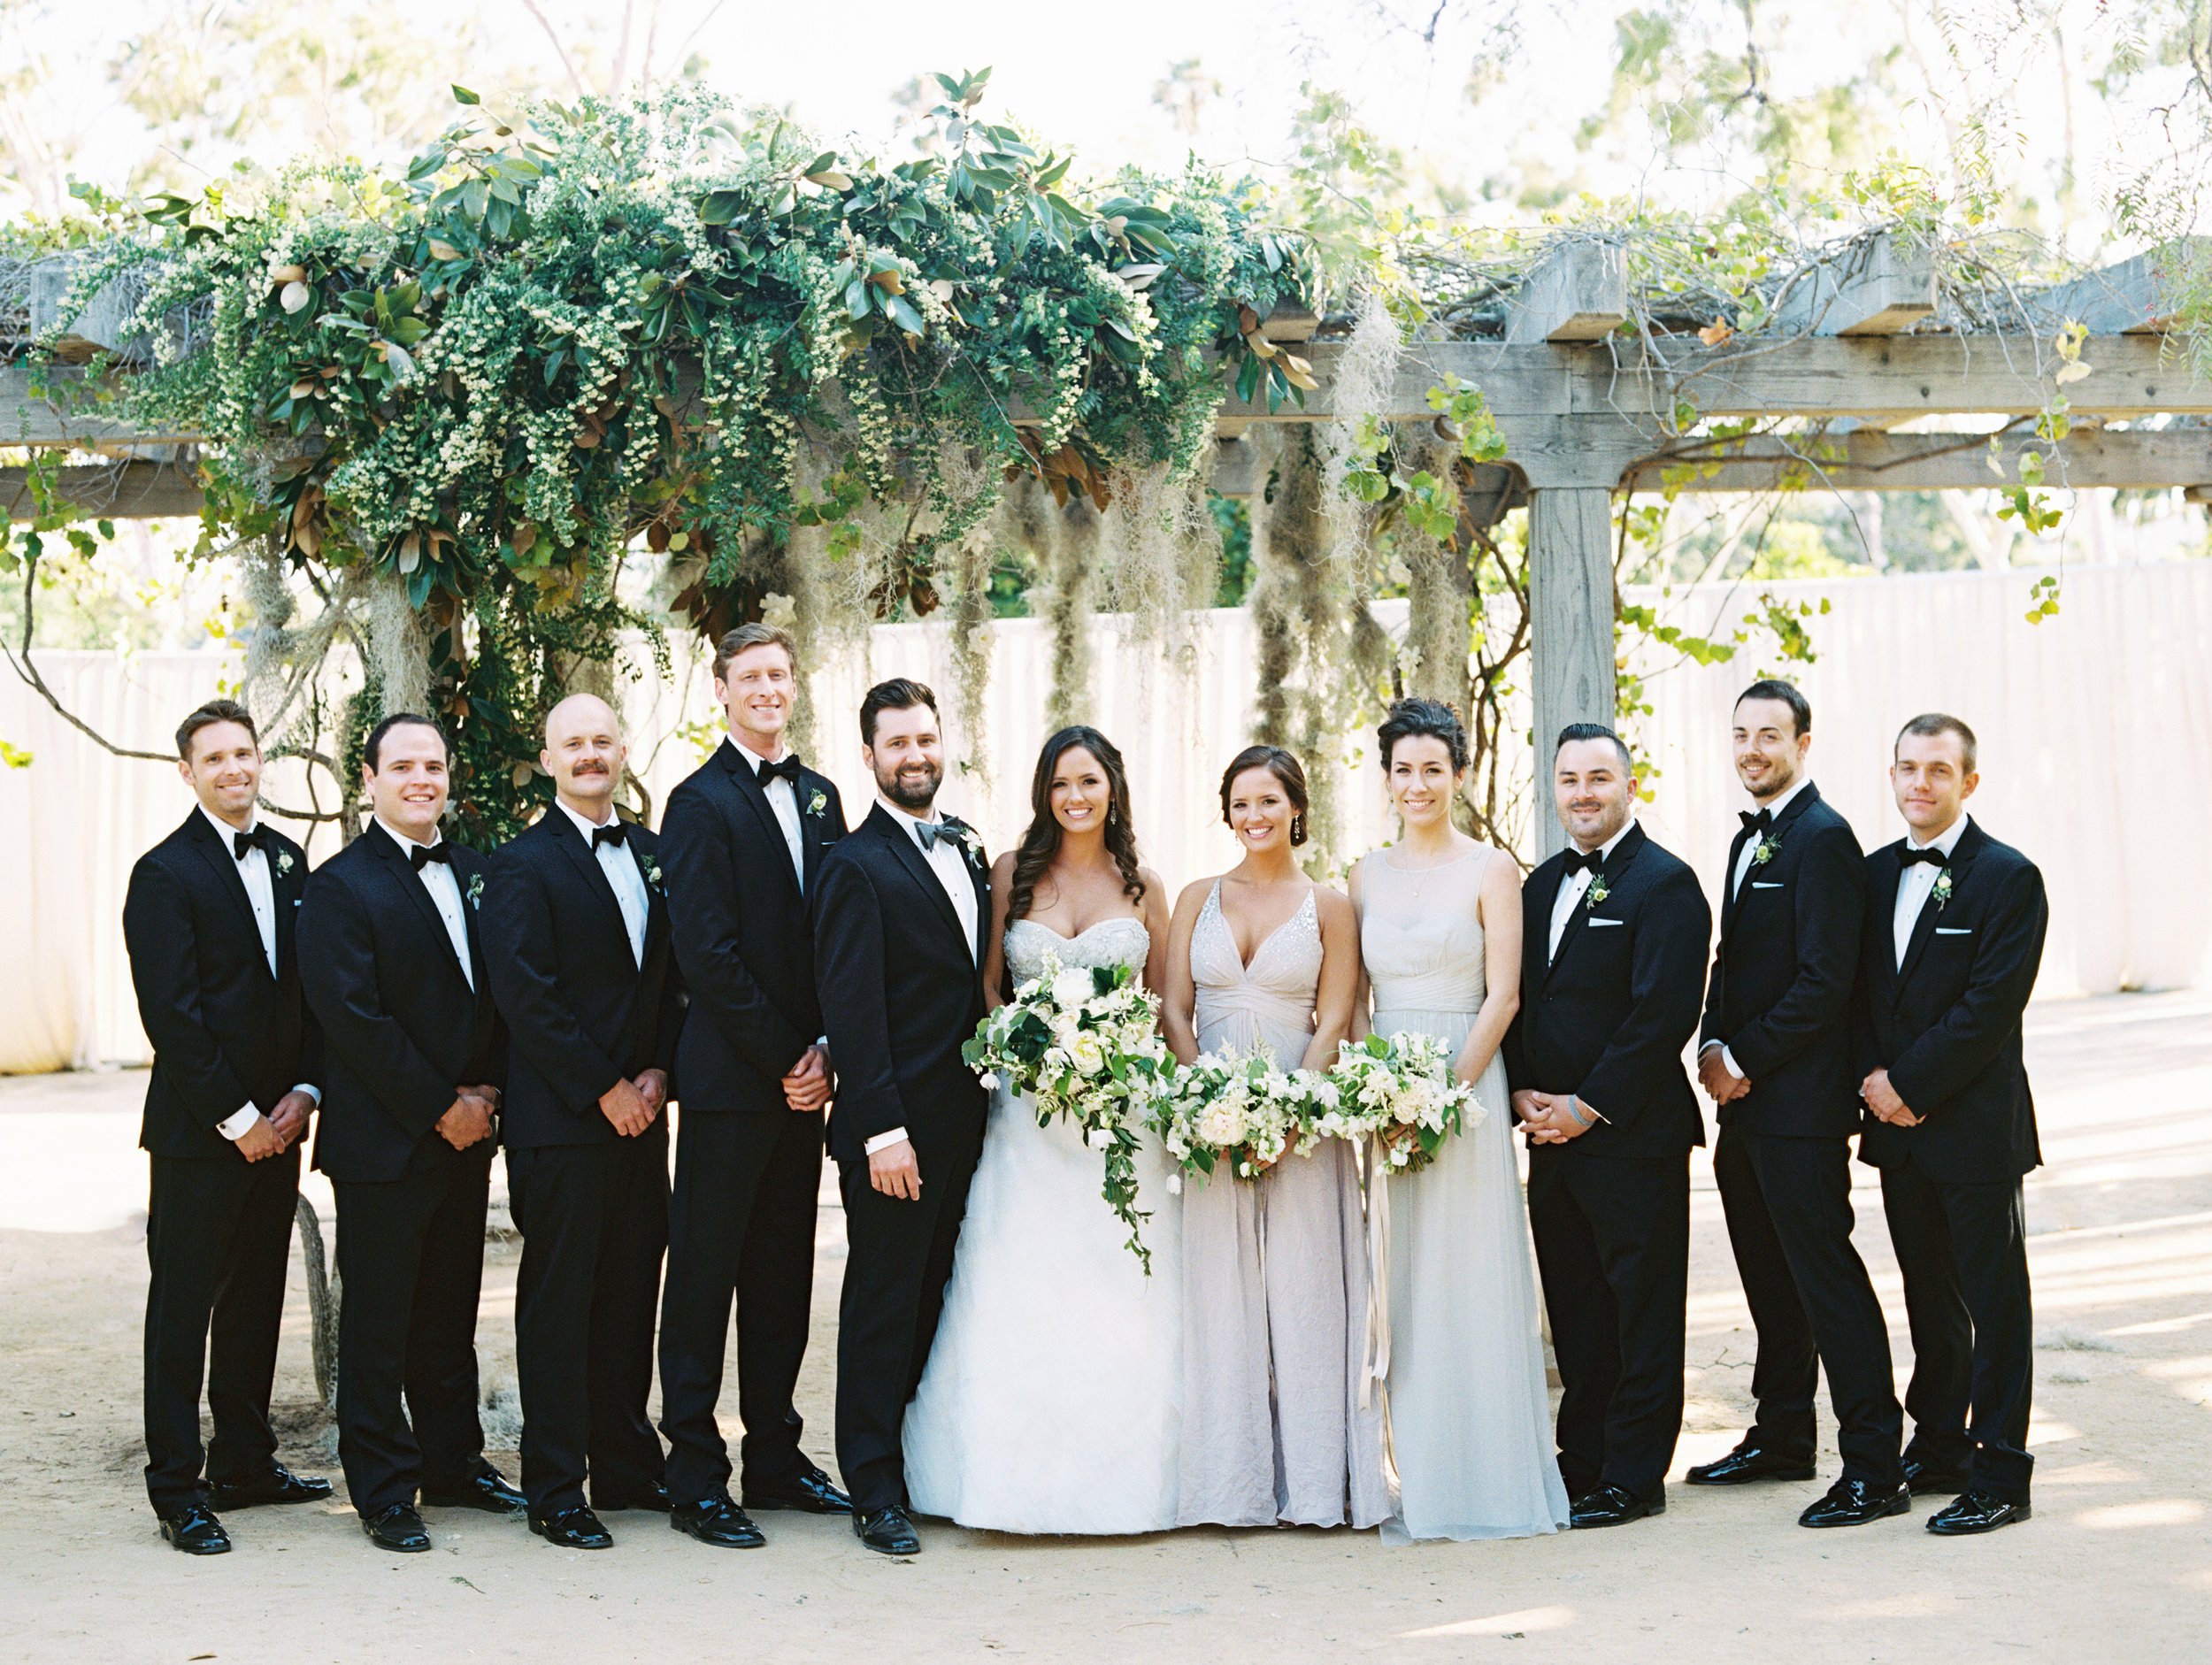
[
  {"x1": 370, "y1": 823, "x2": 472, "y2": 991},
  {"x1": 1896, "y1": 820, "x2": 1985, "y2": 997},
  {"x1": 946, "y1": 814, "x2": 992, "y2": 965},
  {"x1": 1724, "y1": 783, "x2": 1819, "y2": 942},
  {"x1": 718, "y1": 740, "x2": 803, "y2": 904},
  {"x1": 547, "y1": 813, "x2": 634, "y2": 970},
  {"x1": 185, "y1": 813, "x2": 269, "y2": 977},
  {"x1": 271, "y1": 838, "x2": 300, "y2": 981},
  {"x1": 800, "y1": 769, "x2": 831, "y2": 895},
  {"x1": 867, "y1": 804, "x2": 967, "y2": 952},
  {"x1": 633, "y1": 838, "x2": 670, "y2": 967},
  {"x1": 1545, "y1": 823, "x2": 1646, "y2": 987},
  {"x1": 1719, "y1": 823, "x2": 1755, "y2": 937}
]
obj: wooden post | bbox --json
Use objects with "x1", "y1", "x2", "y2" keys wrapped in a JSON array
[{"x1": 1527, "y1": 485, "x2": 1615, "y2": 860}]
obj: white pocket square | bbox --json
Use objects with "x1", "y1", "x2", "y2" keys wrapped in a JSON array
[
  {"x1": 1750, "y1": 880, "x2": 1784, "y2": 890},
  {"x1": 1586, "y1": 917, "x2": 1625, "y2": 928},
  {"x1": 1934, "y1": 926, "x2": 1972, "y2": 936}
]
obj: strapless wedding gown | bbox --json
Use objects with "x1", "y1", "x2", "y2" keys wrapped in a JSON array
[
  {"x1": 903, "y1": 917, "x2": 1182, "y2": 1533},
  {"x1": 1360, "y1": 848, "x2": 1570, "y2": 1542}
]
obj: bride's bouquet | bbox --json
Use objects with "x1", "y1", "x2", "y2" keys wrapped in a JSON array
[
  {"x1": 962, "y1": 955, "x2": 1172, "y2": 1270},
  {"x1": 1153, "y1": 1051, "x2": 1310, "y2": 1183},
  {"x1": 1326, "y1": 1031, "x2": 1487, "y2": 1174}
]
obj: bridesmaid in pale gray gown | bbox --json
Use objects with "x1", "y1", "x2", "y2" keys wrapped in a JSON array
[
  {"x1": 1162, "y1": 745, "x2": 1387, "y2": 1530},
  {"x1": 1351, "y1": 699, "x2": 1570, "y2": 1542}
]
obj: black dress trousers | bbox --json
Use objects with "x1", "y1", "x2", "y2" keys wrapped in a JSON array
[{"x1": 142, "y1": 1146, "x2": 302, "y2": 1514}]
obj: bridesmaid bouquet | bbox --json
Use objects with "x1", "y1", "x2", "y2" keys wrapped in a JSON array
[
  {"x1": 1153, "y1": 1052, "x2": 1309, "y2": 1184},
  {"x1": 1326, "y1": 1032, "x2": 1488, "y2": 1174},
  {"x1": 963, "y1": 955, "x2": 1173, "y2": 1270}
]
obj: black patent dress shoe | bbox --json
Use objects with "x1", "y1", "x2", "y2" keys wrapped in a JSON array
[
  {"x1": 1901, "y1": 1455, "x2": 1973, "y2": 1495},
  {"x1": 419, "y1": 1469, "x2": 526, "y2": 1514},
  {"x1": 1926, "y1": 1490, "x2": 2031, "y2": 1535},
  {"x1": 530, "y1": 1505, "x2": 614, "y2": 1549},
  {"x1": 1798, "y1": 1476, "x2": 1911, "y2": 1528},
  {"x1": 1569, "y1": 1485, "x2": 1665, "y2": 1529},
  {"x1": 746, "y1": 1463, "x2": 854, "y2": 1515},
  {"x1": 670, "y1": 1494, "x2": 766, "y2": 1548},
  {"x1": 361, "y1": 1503, "x2": 433, "y2": 1553},
  {"x1": 210, "y1": 1462, "x2": 334, "y2": 1509},
  {"x1": 158, "y1": 1504, "x2": 232, "y2": 1555},
  {"x1": 1686, "y1": 1440, "x2": 1817, "y2": 1486},
  {"x1": 593, "y1": 1481, "x2": 671, "y2": 1512},
  {"x1": 854, "y1": 1505, "x2": 921, "y2": 1555}
]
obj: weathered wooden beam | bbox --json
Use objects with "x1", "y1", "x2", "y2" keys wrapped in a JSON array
[
  {"x1": 1625, "y1": 426, "x2": 2212, "y2": 494},
  {"x1": 1, "y1": 459, "x2": 207, "y2": 521},
  {"x1": 1503, "y1": 242, "x2": 1628, "y2": 345},
  {"x1": 2030, "y1": 240, "x2": 2208, "y2": 335},
  {"x1": 1526, "y1": 485, "x2": 1615, "y2": 862},
  {"x1": 1773, "y1": 230, "x2": 1937, "y2": 337},
  {"x1": 19, "y1": 255, "x2": 182, "y2": 365},
  {"x1": 0, "y1": 366, "x2": 206, "y2": 449},
  {"x1": 1257, "y1": 305, "x2": 1320, "y2": 343}
]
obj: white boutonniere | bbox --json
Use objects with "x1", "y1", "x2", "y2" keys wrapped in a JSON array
[
  {"x1": 1751, "y1": 831, "x2": 1781, "y2": 867},
  {"x1": 1931, "y1": 868, "x2": 1954, "y2": 911},
  {"x1": 806, "y1": 788, "x2": 828, "y2": 818},
  {"x1": 275, "y1": 849, "x2": 295, "y2": 879},
  {"x1": 641, "y1": 856, "x2": 665, "y2": 894},
  {"x1": 1584, "y1": 874, "x2": 1610, "y2": 911},
  {"x1": 957, "y1": 825, "x2": 987, "y2": 866},
  {"x1": 465, "y1": 871, "x2": 485, "y2": 910}
]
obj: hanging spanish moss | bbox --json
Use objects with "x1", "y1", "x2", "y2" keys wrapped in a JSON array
[
  {"x1": 1040, "y1": 493, "x2": 1103, "y2": 732},
  {"x1": 1400, "y1": 430, "x2": 1476, "y2": 714},
  {"x1": 1100, "y1": 462, "x2": 1221, "y2": 682}
]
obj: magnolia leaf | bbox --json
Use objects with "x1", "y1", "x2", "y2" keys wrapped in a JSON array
[
  {"x1": 1241, "y1": 330, "x2": 1278, "y2": 360},
  {"x1": 397, "y1": 531, "x2": 422, "y2": 574},
  {"x1": 280, "y1": 281, "x2": 311, "y2": 314},
  {"x1": 426, "y1": 237, "x2": 464, "y2": 262},
  {"x1": 268, "y1": 264, "x2": 306, "y2": 286},
  {"x1": 289, "y1": 377, "x2": 318, "y2": 399},
  {"x1": 868, "y1": 267, "x2": 906, "y2": 295},
  {"x1": 384, "y1": 343, "x2": 417, "y2": 381},
  {"x1": 885, "y1": 294, "x2": 926, "y2": 335}
]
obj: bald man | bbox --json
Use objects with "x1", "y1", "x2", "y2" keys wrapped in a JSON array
[{"x1": 480, "y1": 695, "x2": 687, "y2": 1550}]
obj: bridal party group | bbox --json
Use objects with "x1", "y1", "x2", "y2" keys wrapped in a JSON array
[{"x1": 124, "y1": 619, "x2": 2047, "y2": 1563}]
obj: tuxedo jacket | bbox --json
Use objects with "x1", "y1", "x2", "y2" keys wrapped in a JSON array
[
  {"x1": 814, "y1": 804, "x2": 990, "y2": 1166},
  {"x1": 1700, "y1": 785, "x2": 1867, "y2": 1139},
  {"x1": 299, "y1": 822, "x2": 506, "y2": 1184},
  {"x1": 1855, "y1": 820, "x2": 2047, "y2": 1184},
  {"x1": 123, "y1": 811, "x2": 321, "y2": 1161},
  {"x1": 1504, "y1": 822, "x2": 1711, "y2": 1160},
  {"x1": 661, "y1": 739, "x2": 848, "y2": 1113},
  {"x1": 480, "y1": 811, "x2": 686, "y2": 1148}
]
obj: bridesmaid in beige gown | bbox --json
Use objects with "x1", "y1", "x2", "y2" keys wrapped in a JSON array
[{"x1": 1161, "y1": 745, "x2": 1387, "y2": 1529}]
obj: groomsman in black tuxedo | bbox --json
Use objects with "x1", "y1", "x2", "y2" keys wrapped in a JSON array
[
  {"x1": 657, "y1": 623, "x2": 851, "y2": 1550},
  {"x1": 1857, "y1": 713, "x2": 2048, "y2": 1536},
  {"x1": 817, "y1": 679, "x2": 989, "y2": 1556},
  {"x1": 299, "y1": 714, "x2": 520, "y2": 1552},
  {"x1": 1689, "y1": 680, "x2": 1907, "y2": 1528},
  {"x1": 123, "y1": 699, "x2": 332, "y2": 1554},
  {"x1": 481, "y1": 694, "x2": 686, "y2": 1551},
  {"x1": 1506, "y1": 724, "x2": 1710, "y2": 1529}
]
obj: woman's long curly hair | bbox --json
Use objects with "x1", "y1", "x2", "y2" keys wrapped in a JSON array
[{"x1": 1007, "y1": 725, "x2": 1146, "y2": 926}]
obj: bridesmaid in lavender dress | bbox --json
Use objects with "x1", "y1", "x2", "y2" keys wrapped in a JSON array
[{"x1": 1162, "y1": 745, "x2": 1387, "y2": 1530}]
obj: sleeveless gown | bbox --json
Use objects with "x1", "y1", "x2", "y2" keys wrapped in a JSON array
[
  {"x1": 903, "y1": 917, "x2": 1182, "y2": 1533},
  {"x1": 1177, "y1": 882, "x2": 1388, "y2": 1529},
  {"x1": 1359, "y1": 848, "x2": 1571, "y2": 1542}
]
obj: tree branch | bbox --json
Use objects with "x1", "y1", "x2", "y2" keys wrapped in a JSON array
[{"x1": 3, "y1": 551, "x2": 173, "y2": 763}]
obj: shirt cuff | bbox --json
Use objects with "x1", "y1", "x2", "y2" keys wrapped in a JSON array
[
  {"x1": 291, "y1": 1083, "x2": 321, "y2": 1106},
  {"x1": 864, "y1": 1127, "x2": 910, "y2": 1155},
  {"x1": 216, "y1": 1105, "x2": 261, "y2": 1140},
  {"x1": 1719, "y1": 1047, "x2": 1746, "y2": 1083}
]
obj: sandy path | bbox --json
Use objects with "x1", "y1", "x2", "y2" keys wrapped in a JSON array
[{"x1": 3, "y1": 991, "x2": 2209, "y2": 1662}]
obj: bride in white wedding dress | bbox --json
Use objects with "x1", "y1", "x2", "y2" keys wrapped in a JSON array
[{"x1": 903, "y1": 726, "x2": 1181, "y2": 1534}]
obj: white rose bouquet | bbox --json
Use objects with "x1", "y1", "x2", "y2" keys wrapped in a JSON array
[
  {"x1": 1153, "y1": 1050, "x2": 1309, "y2": 1183},
  {"x1": 962, "y1": 955, "x2": 1172, "y2": 1269},
  {"x1": 1327, "y1": 1031, "x2": 1487, "y2": 1174}
]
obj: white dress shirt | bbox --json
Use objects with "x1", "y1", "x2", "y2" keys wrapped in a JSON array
[
  {"x1": 734, "y1": 734, "x2": 807, "y2": 889},
  {"x1": 1893, "y1": 812, "x2": 1971, "y2": 969},
  {"x1": 1548, "y1": 817, "x2": 1636, "y2": 963},
  {"x1": 203, "y1": 806, "x2": 319, "y2": 1141},
  {"x1": 555, "y1": 798, "x2": 648, "y2": 967},
  {"x1": 1705, "y1": 775, "x2": 1816, "y2": 1086},
  {"x1": 864, "y1": 797, "x2": 982, "y2": 1158},
  {"x1": 379, "y1": 815, "x2": 473, "y2": 991}
]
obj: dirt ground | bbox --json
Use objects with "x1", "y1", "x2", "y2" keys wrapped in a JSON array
[{"x1": 4, "y1": 990, "x2": 2210, "y2": 1664}]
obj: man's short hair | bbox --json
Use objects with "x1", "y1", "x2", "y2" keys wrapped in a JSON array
[
  {"x1": 859, "y1": 678, "x2": 939, "y2": 748},
  {"x1": 1735, "y1": 678, "x2": 1812, "y2": 738},
  {"x1": 1554, "y1": 721, "x2": 1632, "y2": 773},
  {"x1": 176, "y1": 698, "x2": 257, "y2": 761},
  {"x1": 363, "y1": 713, "x2": 449, "y2": 773},
  {"x1": 713, "y1": 622, "x2": 798, "y2": 683},
  {"x1": 1895, "y1": 712, "x2": 1978, "y2": 772}
]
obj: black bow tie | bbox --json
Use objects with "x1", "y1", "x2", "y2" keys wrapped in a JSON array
[
  {"x1": 1740, "y1": 809, "x2": 1773, "y2": 834},
  {"x1": 759, "y1": 754, "x2": 804, "y2": 786},
  {"x1": 410, "y1": 841, "x2": 451, "y2": 872},
  {"x1": 231, "y1": 827, "x2": 266, "y2": 861},
  {"x1": 1562, "y1": 847, "x2": 1604, "y2": 877},
  {"x1": 1901, "y1": 845, "x2": 1948, "y2": 869},
  {"x1": 592, "y1": 822, "x2": 627, "y2": 850}
]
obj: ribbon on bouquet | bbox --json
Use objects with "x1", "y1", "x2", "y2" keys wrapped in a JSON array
[{"x1": 1358, "y1": 1134, "x2": 1391, "y2": 1413}]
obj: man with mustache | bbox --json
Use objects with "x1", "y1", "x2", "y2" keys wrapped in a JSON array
[
  {"x1": 480, "y1": 694, "x2": 686, "y2": 1549},
  {"x1": 814, "y1": 679, "x2": 990, "y2": 1556},
  {"x1": 657, "y1": 624, "x2": 852, "y2": 1549}
]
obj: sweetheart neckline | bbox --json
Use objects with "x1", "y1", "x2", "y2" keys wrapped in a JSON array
[{"x1": 1005, "y1": 916, "x2": 1148, "y2": 944}]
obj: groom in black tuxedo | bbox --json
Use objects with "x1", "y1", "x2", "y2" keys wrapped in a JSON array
[
  {"x1": 657, "y1": 623, "x2": 852, "y2": 1550},
  {"x1": 299, "y1": 714, "x2": 520, "y2": 1553},
  {"x1": 1506, "y1": 723, "x2": 1710, "y2": 1529},
  {"x1": 1856, "y1": 713, "x2": 2047, "y2": 1536},
  {"x1": 816, "y1": 678, "x2": 989, "y2": 1556},
  {"x1": 1689, "y1": 680, "x2": 1906, "y2": 1528},
  {"x1": 124, "y1": 699, "x2": 331, "y2": 1554},
  {"x1": 481, "y1": 694, "x2": 687, "y2": 1551}
]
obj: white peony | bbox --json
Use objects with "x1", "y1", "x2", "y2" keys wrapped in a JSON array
[
  {"x1": 1050, "y1": 967, "x2": 1096, "y2": 1009},
  {"x1": 1085, "y1": 1127, "x2": 1115, "y2": 1151},
  {"x1": 1070, "y1": 1033, "x2": 1108, "y2": 1078}
]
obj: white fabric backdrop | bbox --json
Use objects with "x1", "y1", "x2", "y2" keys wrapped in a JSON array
[{"x1": 6, "y1": 560, "x2": 2207, "y2": 1072}]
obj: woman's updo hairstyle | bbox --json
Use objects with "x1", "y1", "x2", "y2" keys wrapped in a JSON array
[
  {"x1": 1378, "y1": 696, "x2": 1470, "y2": 773},
  {"x1": 1218, "y1": 744, "x2": 1310, "y2": 848}
]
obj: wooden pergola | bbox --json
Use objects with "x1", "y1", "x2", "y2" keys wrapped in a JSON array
[{"x1": 7, "y1": 234, "x2": 2210, "y2": 852}]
